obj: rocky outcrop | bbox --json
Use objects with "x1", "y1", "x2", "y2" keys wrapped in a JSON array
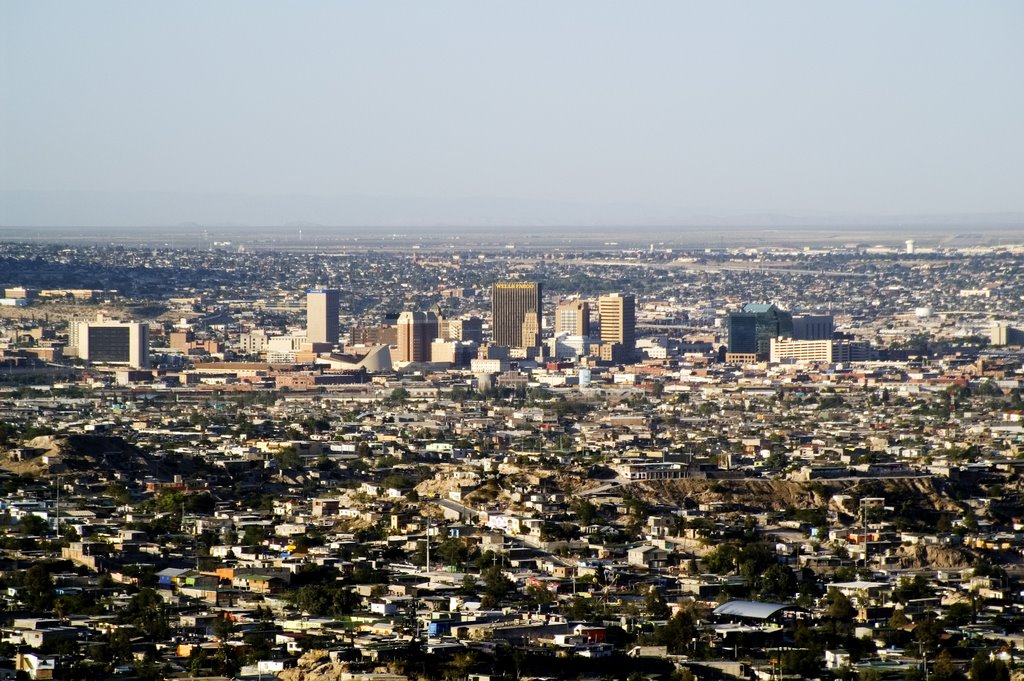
[
  {"x1": 277, "y1": 650, "x2": 349, "y2": 681},
  {"x1": 2, "y1": 434, "x2": 173, "y2": 480},
  {"x1": 893, "y1": 544, "x2": 974, "y2": 569}
]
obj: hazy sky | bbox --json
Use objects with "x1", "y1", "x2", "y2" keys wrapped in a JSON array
[{"x1": 2, "y1": 2, "x2": 1022, "y2": 226}]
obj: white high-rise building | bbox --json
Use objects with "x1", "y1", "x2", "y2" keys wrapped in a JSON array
[{"x1": 73, "y1": 319, "x2": 149, "y2": 368}]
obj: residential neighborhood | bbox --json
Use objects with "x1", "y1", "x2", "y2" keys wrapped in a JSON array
[{"x1": 1, "y1": 237, "x2": 1023, "y2": 681}]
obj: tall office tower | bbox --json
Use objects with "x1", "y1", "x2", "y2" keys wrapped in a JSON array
[
  {"x1": 598, "y1": 293, "x2": 636, "y2": 353},
  {"x1": 306, "y1": 288, "x2": 340, "y2": 345},
  {"x1": 436, "y1": 314, "x2": 450, "y2": 341},
  {"x1": 396, "y1": 310, "x2": 439, "y2": 362},
  {"x1": 726, "y1": 313, "x2": 758, "y2": 357},
  {"x1": 491, "y1": 282, "x2": 541, "y2": 348},
  {"x1": 521, "y1": 312, "x2": 541, "y2": 348},
  {"x1": 74, "y1": 320, "x2": 149, "y2": 368},
  {"x1": 792, "y1": 314, "x2": 834, "y2": 341},
  {"x1": 555, "y1": 300, "x2": 590, "y2": 336},
  {"x1": 991, "y1": 322, "x2": 1024, "y2": 346},
  {"x1": 727, "y1": 302, "x2": 794, "y2": 359}
]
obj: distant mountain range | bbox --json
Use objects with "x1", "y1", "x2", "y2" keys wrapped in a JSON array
[{"x1": 2, "y1": 190, "x2": 1023, "y2": 232}]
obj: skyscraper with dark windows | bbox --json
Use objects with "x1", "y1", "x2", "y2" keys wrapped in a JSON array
[
  {"x1": 727, "y1": 302, "x2": 793, "y2": 359},
  {"x1": 306, "y1": 288, "x2": 340, "y2": 345},
  {"x1": 792, "y1": 313, "x2": 834, "y2": 341},
  {"x1": 491, "y1": 282, "x2": 542, "y2": 348}
]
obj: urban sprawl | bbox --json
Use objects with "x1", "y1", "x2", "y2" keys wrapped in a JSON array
[{"x1": 1, "y1": 237, "x2": 1024, "y2": 681}]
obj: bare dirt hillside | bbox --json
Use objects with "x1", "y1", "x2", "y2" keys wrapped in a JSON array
[
  {"x1": 637, "y1": 477, "x2": 964, "y2": 515},
  {"x1": 0, "y1": 301, "x2": 172, "y2": 323},
  {"x1": 893, "y1": 544, "x2": 975, "y2": 569},
  {"x1": 2, "y1": 434, "x2": 174, "y2": 481}
]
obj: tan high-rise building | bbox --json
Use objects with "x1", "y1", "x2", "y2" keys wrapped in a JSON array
[
  {"x1": 555, "y1": 300, "x2": 590, "y2": 336},
  {"x1": 991, "y1": 322, "x2": 1024, "y2": 346},
  {"x1": 521, "y1": 313, "x2": 540, "y2": 349},
  {"x1": 448, "y1": 317, "x2": 483, "y2": 344},
  {"x1": 598, "y1": 293, "x2": 635, "y2": 357},
  {"x1": 349, "y1": 324, "x2": 398, "y2": 346},
  {"x1": 307, "y1": 288, "x2": 340, "y2": 345},
  {"x1": 437, "y1": 314, "x2": 450, "y2": 341},
  {"x1": 396, "y1": 310, "x2": 439, "y2": 362},
  {"x1": 491, "y1": 282, "x2": 541, "y2": 348}
]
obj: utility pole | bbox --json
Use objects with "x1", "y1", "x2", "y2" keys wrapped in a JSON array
[
  {"x1": 54, "y1": 475, "x2": 61, "y2": 539},
  {"x1": 861, "y1": 499, "x2": 870, "y2": 570},
  {"x1": 425, "y1": 516, "x2": 430, "y2": 571}
]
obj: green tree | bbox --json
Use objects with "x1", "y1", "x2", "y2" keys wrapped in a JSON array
[
  {"x1": 653, "y1": 609, "x2": 698, "y2": 654},
  {"x1": 241, "y1": 525, "x2": 268, "y2": 545},
  {"x1": 105, "y1": 482, "x2": 133, "y2": 504},
  {"x1": 22, "y1": 564, "x2": 55, "y2": 611},
  {"x1": 525, "y1": 584, "x2": 554, "y2": 608},
  {"x1": 104, "y1": 628, "x2": 134, "y2": 669},
  {"x1": 931, "y1": 649, "x2": 962, "y2": 681},
  {"x1": 18, "y1": 514, "x2": 49, "y2": 536},
  {"x1": 644, "y1": 587, "x2": 671, "y2": 619},
  {"x1": 436, "y1": 538, "x2": 469, "y2": 567},
  {"x1": 757, "y1": 564, "x2": 797, "y2": 599},
  {"x1": 782, "y1": 645, "x2": 824, "y2": 677},
  {"x1": 893, "y1": 575, "x2": 931, "y2": 603},
  {"x1": 287, "y1": 583, "x2": 360, "y2": 616},
  {"x1": 460, "y1": 574, "x2": 479, "y2": 595},
  {"x1": 274, "y1": 446, "x2": 302, "y2": 470},
  {"x1": 213, "y1": 613, "x2": 234, "y2": 642},
  {"x1": 188, "y1": 643, "x2": 209, "y2": 674},
  {"x1": 914, "y1": 617, "x2": 945, "y2": 653},
  {"x1": 622, "y1": 494, "x2": 650, "y2": 519},
  {"x1": 118, "y1": 588, "x2": 170, "y2": 639},
  {"x1": 482, "y1": 566, "x2": 515, "y2": 603},
  {"x1": 944, "y1": 601, "x2": 973, "y2": 627},
  {"x1": 737, "y1": 542, "x2": 777, "y2": 579},
  {"x1": 562, "y1": 596, "x2": 594, "y2": 621},
  {"x1": 571, "y1": 499, "x2": 598, "y2": 525},
  {"x1": 702, "y1": 543, "x2": 741, "y2": 574},
  {"x1": 889, "y1": 608, "x2": 910, "y2": 629},
  {"x1": 387, "y1": 387, "x2": 410, "y2": 404},
  {"x1": 970, "y1": 653, "x2": 1009, "y2": 681},
  {"x1": 824, "y1": 588, "x2": 854, "y2": 620}
]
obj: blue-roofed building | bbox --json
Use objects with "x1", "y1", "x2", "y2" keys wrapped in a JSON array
[{"x1": 156, "y1": 567, "x2": 191, "y2": 588}]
